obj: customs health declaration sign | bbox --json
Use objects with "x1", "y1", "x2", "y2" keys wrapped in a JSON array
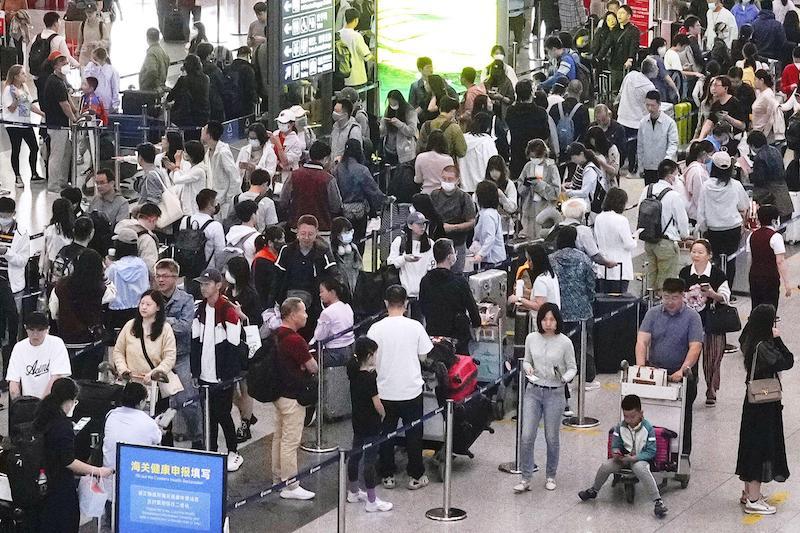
[{"x1": 115, "y1": 444, "x2": 226, "y2": 533}]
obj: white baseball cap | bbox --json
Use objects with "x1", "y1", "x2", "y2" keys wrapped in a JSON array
[
  {"x1": 276, "y1": 109, "x2": 296, "y2": 124},
  {"x1": 289, "y1": 105, "x2": 308, "y2": 119}
]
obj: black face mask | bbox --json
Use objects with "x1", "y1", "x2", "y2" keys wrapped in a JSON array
[{"x1": 214, "y1": 204, "x2": 221, "y2": 215}]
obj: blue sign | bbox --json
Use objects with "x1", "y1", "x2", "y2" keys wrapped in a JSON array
[{"x1": 115, "y1": 444, "x2": 226, "y2": 533}]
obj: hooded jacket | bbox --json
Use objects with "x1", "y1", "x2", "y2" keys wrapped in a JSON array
[
  {"x1": 753, "y1": 10, "x2": 788, "y2": 60},
  {"x1": 225, "y1": 224, "x2": 259, "y2": 265},
  {"x1": 418, "y1": 267, "x2": 481, "y2": 341},
  {"x1": 105, "y1": 256, "x2": 150, "y2": 310},
  {"x1": 696, "y1": 177, "x2": 750, "y2": 232}
]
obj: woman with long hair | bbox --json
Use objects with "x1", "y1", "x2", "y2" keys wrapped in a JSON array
[
  {"x1": 647, "y1": 37, "x2": 679, "y2": 103},
  {"x1": 736, "y1": 304, "x2": 792, "y2": 514},
  {"x1": 330, "y1": 216, "x2": 363, "y2": 294},
  {"x1": 414, "y1": 129, "x2": 454, "y2": 194},
  {"x1": 459, "y1": 112, "x2": 499, "y2": 193},
  {"x1": 420, "y1": 74, "x2": 455, "y2": 122},
  {"x1": 508, "y1": 244, "x2": 561, "y2": 315},
  {"x1": 680, "y1": 140, "x2": 715, "y2": 225},
  {"x1": 483, "y1": 155, "x2": 518, "y2": 235},
  {"x1": 751, "y1": 70, "x2": 781, "y2": 142},
  {"x1": 312, "y1": 277, "x2": 355, "y2": 366},
  {"x1": 83, "y1": 47, "x2": 120, "y2": 113},
  {"x1": 41, "y1": 198, "x2": 75, "y2": 282},
  {"x1": 252, "y1": 225, "x2": 285, "y2": 309},
  {"x1": 188, "y1": 21, "x2": 210, "y2": 54},
  {"x1": 34, "y1": 378, "x2": 114, "y2": 532},
  {"x1": 584, "y1": 125, "x2": 620, "y2": 182},
  {"x1": 592, "y1": 11, "x2": 619, "y2": 67},
  {"x1": 171, "y1": 140, "x2": 207, "y2": 215},
  {"x1": 472, "y1": 180, "x2": 507, "y2": 268},
  {"x1": 2, "y1": 64, "x2": 44, "y2": 188},
  {"x1": 485, "y1": 59, "x2": 516, "y2": 119},
  {"x1": 105, "y1": 233, "x2": 151, "y2": 329},
  {"x1": 518, "y1": 139, "x2": 561, "y2": 238},
  {"x1": 387, "y1": 211, "x2": 434, "y2": 318},
  {"x1": 380, "y1": 89, "x2": 418, "y2": 165}
]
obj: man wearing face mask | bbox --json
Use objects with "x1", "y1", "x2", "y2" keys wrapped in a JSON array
[
  {"x1": 41, "y1": 51, "x2": 78, "y2": 193},
  {"x1": 637, "y1": 91, "x2": 679, "y2": 185},
  {"x1": 429, "y1": 166, "x2": 476, "y2": 274},
  {"x1": 539, "y1": 36, "x2": 578, "y2": 91},
  {"x1": 338, "y1": 87, "x2": 371, "y2": 147},
  {"x1": 7, "y1": 312, "x2": 71, "y2": 400},
  {"x1": 608, "y1": 6, "x2": 641, "y2": 91},
  {"x1": 705, "y1": 0, "x2": 738, "y2": 48},
  {"x1": 330, "y1": 99, "x2": 363, "y2": 162}
]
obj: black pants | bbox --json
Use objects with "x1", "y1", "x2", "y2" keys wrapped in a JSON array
[
  {"x1": 750, "y1": 278, "x2": 780, "y2": 312},
  {"x1": 509, "y1": 13, "x2": 527, "y2": 44},
  {"x1": 624, "y1": 126, "x2": 638, "y2": 173},
  {"x1": 706, "y1": 226, "x2": 741, "y2": 287},
  {"x1": 201, "y1": 380, "x2": 238, "y2": 453},
  {"x1": 349, "y1": 433, "x2": 379, "y2": 489},
  {"x1": 565, "y1": 320, "x2": 596, "y2": 383},
  {"x1": 683, "y1": 364, "x2": 698, "y2": 456},
  {"x1": 643, "y1": 169, "x2": 659, "y2": 185},
  {"x1": 7, "y1": 126, "x2": 39, "y2": 178},
  {"x1": 12, "y1": 36, "x2": 23, "y2": 65},
  {"x1": 353, "y1": 215, "x2": 368, "y2": 256},
  {"x1": 37, "y1": 478, "x2": 80, "y2": 533},
  {"x1": 379, "y1": 394, "x2": 424, "y2": 479}
]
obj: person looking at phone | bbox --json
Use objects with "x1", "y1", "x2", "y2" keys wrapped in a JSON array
[
  {"x1": 696, "y1": 75, "x2": 746, "y2": 141},
  {"x1": 387, "y1": 212, "x2": 434, "y2": 321}
]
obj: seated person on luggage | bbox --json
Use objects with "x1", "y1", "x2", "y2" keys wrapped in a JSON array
[
  {"x1": 578, "y1": 394, "x2": 669, "y2": 518},
  {"x1": 8, "y1": 312, "x2": 71, "y2": 400},
  {"x1": 635, "y1": 278, "x2": 703, "y2": 456}
]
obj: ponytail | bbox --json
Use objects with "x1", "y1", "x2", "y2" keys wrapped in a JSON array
[{"x1": 33, "y1": 377, "x2": 79, "y2": 433}]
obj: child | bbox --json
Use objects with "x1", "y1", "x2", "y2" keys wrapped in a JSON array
[
  {"x1": 330, "y1": 217, "x2": 362, "y2": 294},
  {"x1": 578, "y1": 394, "x2": 669, "y2": 518},
  {"x1": 346, "y1": 337, "x2": 393, "y2": 512},
  {"x1": 77, "y1": 76, "x2": 108, "y2": 167}
]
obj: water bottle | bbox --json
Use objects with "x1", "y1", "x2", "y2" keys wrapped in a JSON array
[{"x1": 37, "y1": 469, "x2": 47, "y2": 496}]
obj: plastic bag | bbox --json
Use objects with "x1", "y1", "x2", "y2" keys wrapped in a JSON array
[
  {"x1": 244, "y1": 322, "x2": 262, "y2": 360},
  {"x1": 78, "y1": 475, "x2": 107, "y2": 517}
]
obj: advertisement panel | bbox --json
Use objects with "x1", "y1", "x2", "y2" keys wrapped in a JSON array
[{"x1": 628, "y1": 0, "x2": 652, "y2": 47}]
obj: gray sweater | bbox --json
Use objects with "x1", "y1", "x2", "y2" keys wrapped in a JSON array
[{"x1": 522, "y1": 332, "x2": 577, "y2": 387}]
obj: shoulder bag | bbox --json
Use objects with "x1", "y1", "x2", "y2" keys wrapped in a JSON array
[
  {"x1": 139, "y1": 334, "x2": 184, "y2": 397},
  {"x1": 746, "y1": 341, "x2": 782, "y2": 404},
  {"x1": 154, "y1": 170, "x2": 184, "y2": 229},
  {"x1": 705, "y1": 302, "x2": 742, "y2": 334}
]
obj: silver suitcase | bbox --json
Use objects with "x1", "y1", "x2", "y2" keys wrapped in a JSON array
[
  {"x1": 323, "y1": 366, "x2": 352, "y2": 422},
  {"x1": 469, "y1": 269, "x2": 507, "y2": 306}
]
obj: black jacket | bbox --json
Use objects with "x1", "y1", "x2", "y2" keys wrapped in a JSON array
[
  {"x1": 202, "y1": 61, "x2": 226, "y2": 121},
  {"x1": 167, "y1": 72, "x2": 210, "y2": 127},
  {"x1": 506, "y1": 102, "x2": 551, "y2": 179},
  {"x1": 419, "y1": 268, "x2": 481, "y2": 343},
  {"x1": 269, "y1": 240, "x2": 338, "y2": 307},
  {"x1": 608, "y1": 23, "x2": 641, "y2": 70},
  {"x1": 227, "y1": 59, "x2": 257, "y2": 117}
]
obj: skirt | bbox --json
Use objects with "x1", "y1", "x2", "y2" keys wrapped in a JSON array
[{"x1": 735, "y1": 396, "x2": 790, "y2": 483}]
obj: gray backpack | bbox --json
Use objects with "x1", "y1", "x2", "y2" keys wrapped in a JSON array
[{"x1": 214, "y1": 229, "x2": 258, "y2": 271}]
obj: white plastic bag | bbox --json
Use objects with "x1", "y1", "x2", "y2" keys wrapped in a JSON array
[
  {"x1": 243, "y1": 319, "x2": 262, "y2": 359},
  {"x1": 78, "y1": 475, "x2": 108, "y2": 518}
]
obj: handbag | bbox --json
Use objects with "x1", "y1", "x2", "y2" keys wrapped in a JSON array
[
  {"x1": 242, "y1": 318, "x2": 262, "y2": 359},
  {"x1": 154, "y1": 170, "x2": 183, "y2": 229},
  {"x1": 139, "y1": 334, "x2": 185, "y2": 398},
  {"x1": 705, "y1": 302, "x2": 742, "y2": 334},
  {"x1": 746, "y1": 341, "x2": 783, "y2": 404}
]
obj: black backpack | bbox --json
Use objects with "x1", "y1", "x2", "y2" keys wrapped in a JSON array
[
  {"x1": 543, "y1": 222, "x2": 579, "y2": 254},
  {"x1": 49, "y1": 243, "x2": 85, "y2": 287},
  {"x1": 29, "y1": 34, "x2": 57, "y2": 77},
  {"x1": 174, "y1": 217, "x2": 214, "y2": 280},
  {"x1": 247, "y1": 337, "x2": 279, "y2": 403},
  {"x1": 87, "y1": 210, "x2": 114, "y2": 257},
  {"x1": 1, "y1": 396, "x2": 47, "y2": 509},
  {"x1": 221, "y1": 65, "x2": 243, "y2": 119},
  {"x1": 637, "y1": 185, "x2": 673, "y2": 244}
]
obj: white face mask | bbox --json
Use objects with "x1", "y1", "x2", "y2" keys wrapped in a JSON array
[
  {"x1": 224, "y1": 271, "x2": 236, "y2": 284},
  {"x1": 248, "y1": 139, "x2": 261, "y2": 149},
  {"x1": 340, "y1": 231, "x2": 354, "y2": 244},
  {"x1": 742, "y1": 0, "x2": 750, "y2": 3},
  {"x1": 658, "y1": 46, "x2": 667, "y2": 56},
  {"x1": 389, "y1": 103, "x2": 399, "y2": 110},
  {"x1": 278, "y1": 123, "x2": 290, "y2": 133},
  {"x1": 707, "y1": 2, "x2": 715, "y2": 9},
  {"x1": 60, "y1": 65, "x2": 71, "y2": 76},
  {"x1": 493, "y1": 53, "x2": 505, "y2": 61},
  {"x1": 441, "y1": 181, "x2": 457, "y2": 192},
  {"x1": 0, "y1": 216, "x2": 12, "y2": 226}
]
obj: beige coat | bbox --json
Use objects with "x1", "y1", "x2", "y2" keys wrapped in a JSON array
[{"x1": 113, "y1": 320, "x2": 183, "y2": 396}]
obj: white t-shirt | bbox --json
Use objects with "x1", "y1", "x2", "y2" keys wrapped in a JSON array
[
  {"x1": 532, "y1": 272, "x2": 561, "y2": 308},
  {"x1": 7, "y1": 335, "x2": 72, "y2": 399},
  {"x1": 368, "y1": 316, "x2": 433, "y2": 401},
  {"x1": 2, "y1": 85, "x2": 35, "y2": 125},
  {"x1": 102, "y1": 406, "x2": 162, "y2": 468},
  {"x1": 200, "y1": 305, "x2": 218, "y2": 383},
  {"x1": 663, "y1": 49, "x2": 683, "y2": 71},
  {"x1": 747, "y1": 231, "x2": 786, "y2": 255}
]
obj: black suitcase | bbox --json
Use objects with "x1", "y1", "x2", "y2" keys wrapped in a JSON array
[
  {"x1": 122, "y1": 89, "x2": 161, "y2": 117},
  {"x1": 163, "y1": 6, "x2": 190, "y2": 42},
  {"x1": 0, "y1": 46, "x2": 16, "y2": 82},
  {"x1": 593, "y1": 293, "x2": 645, "y2": 373},
  {"x1": 451, "y1": 394, "x2": 492, "y2": 456},
  {"x1": 8, "y1": 397, "x2": 40, "y2": 443},
  {"x1": 72, "y1": 380, "x2": 124, "y2": 461}
]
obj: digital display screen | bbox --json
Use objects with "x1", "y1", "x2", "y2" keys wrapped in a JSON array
[{"x1": 377, "y1": 0, "x2": 498, "y2": 104}]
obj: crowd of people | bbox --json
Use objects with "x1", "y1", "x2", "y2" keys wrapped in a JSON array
[{"x1": 0, "y1": 0, "x2": 799, "y2": 529}]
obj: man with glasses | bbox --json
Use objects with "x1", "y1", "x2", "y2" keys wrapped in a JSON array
[
  {"x1": 89, "y1": 168, "x2": 130, "y2": 227},
  {"x1": 696, "y1": 75, "x2": 746, "y2": 144},
  {"x1": 7, "y1": 312, "x2": 72, "y2": 400},
  {"x1": 635, "y1": 278, "x2": 703, "y2": 457}
]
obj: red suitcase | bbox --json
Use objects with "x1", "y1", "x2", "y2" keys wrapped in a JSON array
[
  {"x1": 606, "y1": 425, "x2": 678, "y2": 472},
  {"x1": 447, "y1": 355, "x2": 478, "y2": 402}
]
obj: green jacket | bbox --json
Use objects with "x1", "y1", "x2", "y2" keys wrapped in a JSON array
[
  {"x1": 139, "y1": 44, "x2": 170, "y2": 92},
  {"x1": 419, "y1": 114, "x2": 467, "y2": 159}
]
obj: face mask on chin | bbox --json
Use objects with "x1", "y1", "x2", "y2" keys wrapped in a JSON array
[
  {"x1": 248, "y1": 139, "x2": 261, "y2": 149},
  {"x1": 224, "y1": 271, "x2": 236, "y2": 284},
  {"x1": 0, "y1": 217, "x2": 12, "y2": 226}
]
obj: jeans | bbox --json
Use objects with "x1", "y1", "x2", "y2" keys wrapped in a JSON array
[
  {"x1": 272, "y1": 397, "x2": 307, "y2": 488},
  {"x1": 520, "y1": 384, "x2": 566, "y2": 480},
  {"x1": 7, "y1": 127, "x2": 39, "y2": 178},
  {"x1": 379, "y1": 394, "x2": 425, "y2": 480},
  {"x1": 323, "y1": 344, "x2": 353, "y2": 367},
  {"x1": 47, "y1": 128, "x2": 72, "y2": 193},
  {"x1": 706, "y1": 226, "x2": 741, "y2": 287},
  {"x1": 565, "y1": 320, "x2": 596, "y2": 383},
  {"x1": 348, "y1": 433, "x2": 380, "y2": 489},
  {"x1": 200, "y1": 380, "x2": 237, "y2": 454},
  {"x1": 644, "y1": 240, "x2": 680, "y2": 292},
  {"x1": 592, "y1": 459, "x2": 661, "y2": 500}
]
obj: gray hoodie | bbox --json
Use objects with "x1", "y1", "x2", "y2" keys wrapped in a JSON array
[{"x1": 696, "y1": 177, "x2": 750, "y2": 232}]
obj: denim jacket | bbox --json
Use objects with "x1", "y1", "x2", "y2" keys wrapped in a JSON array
[
  {"x1": 549, "y1": 247, "x2": 595, "y2": 322},
  {"x1": 163, "y1": 288, "x2": 195, "y2": 360}
]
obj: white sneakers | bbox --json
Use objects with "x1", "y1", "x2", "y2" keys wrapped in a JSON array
[
  {"x1": 347, "y1": 489, "x2": 368, "y2": 503},
  {"x1": 226, "y1": 452, "x2": 244, "y2": 472},
  {"x1": 280, "y1": 486, "x2": 316, "y2": 500},
  {"x1": 365, "y1": 497, "x2": 394, "y2": 512},
  {"x1": 545, "y1": 478, "x2": 557, "y2": 491},
  {"x1": 513, "y1": 480, "x2": 531, "y2": 493},
  {"x1": 584, "y1": 381, "x2": 601, "y2": 392},
  {"x1": 744, "y1": 498, "x2": 776, "y2": 515}
]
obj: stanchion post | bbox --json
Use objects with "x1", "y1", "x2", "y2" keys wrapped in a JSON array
[
  {"x1": 203, "y1": 385, "x2": 211, "y2": 451},
  {"x1": 71, "y1": 123, "x2": 79, "y2": 186},
  {"x1": 426, "y1": 399, "x2": 467, "y2": 521},
  {"x1": 337, "y1": 448, "x2": 347, "y2": 533},
  {"x1": 498, "y1": 358, "x2": 524, "y2": 474},
  {"x1": 231, "y1": 0, "x2": 246, "y2": 35},
  {"x1": 647, "y1": 287, "x2": 656, "y2": 309},
  {"x1": 113, "y1": 122, "x2": 121, "y2": 182},
  {"x1": 216, "y1": 0, "x2": 221, "y2": 43},
  {"x1": 719, "y1": 253, "x2": 728, "y2": 275},
  {"x1": 563, "y1": 320, "x2": 599, "y2": 429},
  {"x1": 301, "y1": 342, "x2": 337, "y2": 453},
  {"x1": 370, "y1": 229, "x2": 379, "y2": 271}
]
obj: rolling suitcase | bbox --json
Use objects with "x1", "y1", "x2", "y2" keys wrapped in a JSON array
[
  {"x1": 675, "y1": 102, "x2": 692, "y2": 145},
  {"x1": 593, "y1": 293, "x2": 645, "y2": 373},
  {"x1": 72, "y1": 380, "x2": 124, "y2": 461},
  {"x1": 122, "y1": 89, "x2": 161, "y2": 117},
  {"x1": 322, "y1": 366, "x2": 352, "y2": 422},
  {"x1": 468, "y1": 269, "x2": 507, "y2": 305},
  {"x1": 452, "y1": 393, "x2": 492, "y2": 456}
]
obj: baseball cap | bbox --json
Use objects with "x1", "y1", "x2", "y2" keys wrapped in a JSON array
[
  {"x1": 407, "y1": 211, "x2": 428, "y2": 226},
  {"x1": 711, "y1": 150, "x2": 732, "y2": 170},
  {"x1": 24, "y1": 312, "x2": 49, "y2": 330},
  {"x1": 338, "y1": 86, "x2": 359, "y2": 103},
  {"x1": 194, "y1": 268, "x2": 223, "y2": 284},
  {"x1": 289, "y1": 105, "x2": 308, "y2": 119},
  {"x1": 113, "y1": 227, "x2": 138, "y2": 245},
  {"x1": 276, "y1": 109, "x2": 295, "y2": 124},
  {"x1": 47, "y1": 50, "x2": 64, "y2": 63}
]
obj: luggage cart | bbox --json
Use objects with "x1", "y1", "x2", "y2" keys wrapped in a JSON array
[{"x1": 613, "y1": 362, "x2": 691, "y2": 500}]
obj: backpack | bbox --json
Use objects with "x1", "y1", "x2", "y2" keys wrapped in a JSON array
[
  {"x1": 174, "y1": 217, "x2": 214, "y2": 279},
  {"x1": 49, "y1": 243, "x2": 85, "y2": 286},
  {"x1": 29, "y1": 33, "x2": 57, "y2": 77},
  {"x1": 556, "y1": 101, "x2": 581, "y2": 153},
  {"x1": 637, "y1": 185, "x2": 673, "y2": 244},
  {"x1": 221, "y1": 65, "x2": 242, "y2": 119},
  {"x1": 87, "y1": 210, "x2": 114, "y2": 257},
  {"x1": 418, "y1": 117, "x2": 456, "y2": 155},
  {"x1": 587, "y1": 165, "x2": 607, "y2": 214},
  {"x1": 1, "y1": 396, "x2": 47, "y2": 508},
  {"x1": 335, "y1": 31, "x2": 352, "y2": 78},
  {"x1": 213, "y1": 229, "x2": 258, "y2": 271},
  {"x1": 224, "y1": 191, "x2": 270, "y2": 233},
  {"x1": 543, "y1": 221, "x2": 579, "y2": 254},
  {"x1": 246, "y1": 336, "x2": 279, "y2": 403},
  {"x1": 575, "y1": 61, "x2": 592, "y2": 101}
]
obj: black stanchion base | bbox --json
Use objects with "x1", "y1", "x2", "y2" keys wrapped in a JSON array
[
  {"x1": 300, "y1": 441, "x2": 338, "y2": 454},
  {"x1": 426, "y1": 507, "x2": 467, "y2": 522},
  {"x1": 562, "y1": 416, "x2": 600, "y2": 429},
  {"x1": 498, "y1": 462, "x2": 522, "y2": 474}
]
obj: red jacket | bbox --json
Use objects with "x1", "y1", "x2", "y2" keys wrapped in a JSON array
[
  {"x1": 280, "y1": 162, "x2": 342, "y2": 231},
  {"x1": 781, "y1": 63, "x2": 800, "y2": 96}
]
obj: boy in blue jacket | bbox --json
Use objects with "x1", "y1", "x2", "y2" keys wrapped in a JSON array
[{"x1": 578, "y1": 394, "x2": 668, "y2": 518}]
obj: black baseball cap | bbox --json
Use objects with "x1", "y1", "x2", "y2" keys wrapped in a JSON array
[
  {"x1": 24, "y1": 312, "x2": 49, "y2": 330},
  {"x1": 194, "y1": 268, "x2": 223, "y2": 284}
]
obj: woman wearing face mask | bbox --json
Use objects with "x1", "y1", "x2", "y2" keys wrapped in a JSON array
[
  {"x1": 334, "y1": 138, "x2": 386, "y2": 255},
  {"x1": 518, "y1": 139, "x2": 561, "y2": 239},
  {"x1": 388, "y1": 211, "x2": 434, "y2": 320},
  {"x1": 733, "y1": 0, "x2": 760, "y2": 28},
  {"x1": 35, "y1": 377, "x2": 114, "y2": 533},
  {"x1": 2, "y1": 64, "x2": 45, "y2": 188},
  {"x1": 236, "y1": 123, "x2": 276, "y2": 189},
  {"x1": 485, "y1": 45, "x2": 519, "y2": 87},
  {"x1": 289, "y1": 104, "x2": 316, "y2": 156},
  {"x1": 330, "y1": 216, "x2": 363, "y2": 294},
  {"x1": 646, "y1": 37, "x2": 679, "y2": 103},
  {"x1": 78, "y1": 3, "x2": 109, "y2": 67},
  {"x1": 170, "y1": 140, "x2": 207, "y2": 215},
  {"x1": 252, "y1": 226, "x2": 285, "y2": 309},
  {"x1": 311, "y1": 277, "x2": 355, "y2": 367},
  {"x1": 224, "y1": 256, "x2": 263, "y2": 443},
  {"x1": 271, "y1": 109, "x2": 303, "y2": 194},
  {"x1": 485, "y1": 60, "x2": 516, "y2": 120},
  {"x1": 459, "y1": 112, "x2": 498, "y2": 193},
  {"x1": 380, "y1": 90, "x2": 418, "y2": 165},
  {"x1": 482, "y1": 155, "x2": 518, "y2": 236},
  {"x1": 679, "y1": 140, "x2": 715, "y2": 227}
]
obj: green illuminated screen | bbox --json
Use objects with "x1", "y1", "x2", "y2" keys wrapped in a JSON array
[{"x1": 377, "y1": 0, "x2": 498, "y2": 105}]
